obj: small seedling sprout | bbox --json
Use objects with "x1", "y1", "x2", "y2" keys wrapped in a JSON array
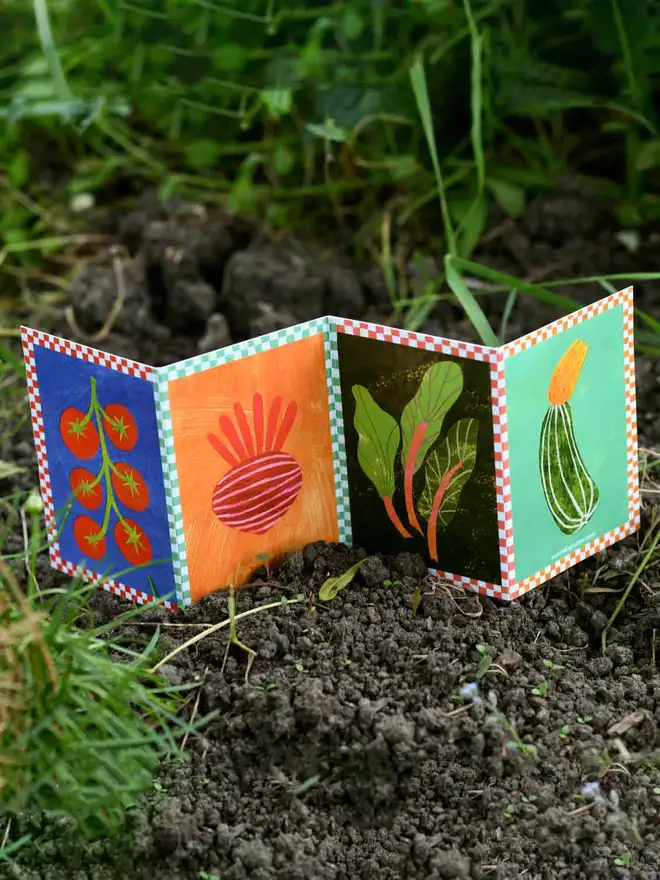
[
  {"x1": 291, "y1": 774, "x2": 320, "y2": 796},
  {"x1": 475, "y1": 644, "x2": 492, "y2": 679},
  {"x1": 220, "y1": 584, "x2": 257, "y2": 684},
  {"x1": 318, "y1": 559, "x2": 367, "y2": 601},
  {"x1": 454, "y1": 682, "x2": 537, "y2": 760},
  {"x1": 150, "y1": 593, "x2": 304, "y2": 676},
  {"x1": 475, "y1": 644, "x2": 508, "y2": 680}
]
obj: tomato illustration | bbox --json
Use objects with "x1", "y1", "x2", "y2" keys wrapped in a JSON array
[
  {"x1": 69, "y1": 468, "x2": 103, "y2": 510},
  {"x1": 114, "y1": 518, "x2": 152, "y2": 566},
  {"x1": 59, "y1": 408, "x2": 99, "y2": 459},
  {"x1": 103, "y1": 404, "x2": 138, "y2": 451},
  {"x1": 73, "y1": 515, "x2": 107, "y2": 560},
  {"x1": 111, "y1": 463, "x2": 150, "y2": 512}
]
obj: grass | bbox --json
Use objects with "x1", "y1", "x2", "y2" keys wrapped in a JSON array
[
  {"x1": 4, "y1": 1, "x2": 660, "y2": 350},
  {"x1": 2, "y1": 0, "x2": 660, "y2": 327},
  {"x1": 0, "y1": 499, "x2": 214, "y2": 855}
]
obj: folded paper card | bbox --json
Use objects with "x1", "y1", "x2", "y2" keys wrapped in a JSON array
[{"x1": 21, "y1": 286, "x2": 639, "y2": 608}]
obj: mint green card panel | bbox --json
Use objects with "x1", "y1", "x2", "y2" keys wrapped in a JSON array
[{"x1": 504, "y1": 304, "x2": 628, "y2": 583}]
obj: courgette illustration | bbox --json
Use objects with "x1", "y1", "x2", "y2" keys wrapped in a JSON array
[{"x1": 539, "y1": 339, "x2": 599, "y2": 535}]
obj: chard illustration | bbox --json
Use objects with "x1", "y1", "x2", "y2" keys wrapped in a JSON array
[
  {"x1": 351, "y1": 385, "x2": 411, "y2": 538},
  {"x1": 352, "y1": 361, "x2": 473, "y2": 552},
  {"x1": 418, "y1": 418, "x2": 479, "y2": 561},
  {"x1": 539, "y1": 339, "x2": 599, "y2": 535},
  {"x1": 399, "y1": 361, "x2": 463, "y2": 534}
]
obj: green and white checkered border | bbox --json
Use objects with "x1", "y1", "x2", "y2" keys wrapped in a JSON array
[
  {"x1": 158, "y1": 318, "x2": 330, "y2": 381},
  {"x1": 153, "y1": 378, "x2": 192, "y2": 604},
  {"x1": 325, "y1": 319, "x2": 352, "y2": 545},
  {"x1": 154, "y1": 318, "x2": 337, "y2": 605}
]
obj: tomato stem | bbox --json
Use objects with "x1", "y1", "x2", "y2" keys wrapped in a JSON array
[
  {"x1": 404, "y1": 421, "x2": 428, "y2": 534},
  {"x1": 87, "y1": 380, "x2": 131, "y2": 541},
  {"x1": 426, "y1": 461, "x2": 463, "y2": 562},
  {"x1": 383, "y1": 495, "x2": 412, "y2": 539},
  {"x1": 78, "y1": 376, "x2": 98, "y2": 428}
]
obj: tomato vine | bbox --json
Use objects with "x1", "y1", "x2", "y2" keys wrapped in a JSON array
[{"x1": 60, "y1": 376, "x2": 153, "y2": 566}]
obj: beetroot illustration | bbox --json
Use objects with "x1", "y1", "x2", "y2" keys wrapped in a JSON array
[{"x1": 207, "y1": 393, "x2": 303, "y2": 535}]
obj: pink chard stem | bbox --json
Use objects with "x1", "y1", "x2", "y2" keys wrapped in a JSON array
[
  {"x1": 405, "y1": 421, "x2": 428, "y2": 534},
  {"x1": 383, "y1": 495, "x2": 412, "y2": 539},
  {"x1": 427, "y1": 461, "x2": 463, "y2": 562}
]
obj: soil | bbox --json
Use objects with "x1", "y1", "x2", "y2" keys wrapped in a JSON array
[{"x1": 4, "y1": 182, "x2": 660, "y2": 880}]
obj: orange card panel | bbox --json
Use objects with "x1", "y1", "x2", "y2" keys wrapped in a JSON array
[{"x1": 167, "y1": 334, "x2": 338, "y2": 601}]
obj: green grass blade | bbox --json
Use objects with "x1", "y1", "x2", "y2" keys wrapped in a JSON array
[
  {"x1": 602, "y1": 521, "x2": 660, "y2": 653},
  {"x1": 0, "y1": 835, "x2": 31, "y2": 861},
  {"x1": 32, "y1": 0, "x2": 74, "y2": 103},
  {"x1": 452, "y1": 257, "x2": 582, "y2": 311},
  {"x1": 610, "y1": 0, "x2": 641, "y2": 111},
  {"x1": 445, "y1": 254, "x2": 499, "y2": 347},
  {"x1": 0, "y1": 344, "x2": 25, "y2": 375},
  {"x1": 499, "y1": 288, "x2": 519, "y2": 341},
  {"x1": 463, "y1": 0, "x2": 485, "y2": 194},
  {"x1": 410, "y1": 57, "x2": 456, "y2": 253}
]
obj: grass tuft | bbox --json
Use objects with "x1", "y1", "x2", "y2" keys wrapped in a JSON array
[{"x1": 0, "y1": 556, "x2": 209, "y2": 842}]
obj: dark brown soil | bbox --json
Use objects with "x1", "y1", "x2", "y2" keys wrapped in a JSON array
[{"x1": 4, "y1": 184, "x2": 660, "y2": 880}]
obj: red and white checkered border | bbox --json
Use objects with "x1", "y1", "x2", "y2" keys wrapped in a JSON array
[
  {"x1": 508, "y1": 519, "x2": 639, "y2": 600},
  {"x1": 20, "y1": 326, "x2": 177, "y2": 610},
  {"x1": 502, "y1": 286, "x2": 640, "y2": 597},
  {"x1": 491, "y1": 352, "x2": 515, "y2": 593},
  {"x1": 332, "y1": 317, "x2": 498, "y2": 363},
  {"x1": 428, "y1": 567, "x2": 505, "y2": 600},
  {"x1": 428, "y1": 373, "x2": 514, "y2": 599},
  {"x1": 501, "y1": 288, "x2": 631, "y2": 357},
  {"x1": 21, "y1": 326, "x2": 153, "y2": 380}
]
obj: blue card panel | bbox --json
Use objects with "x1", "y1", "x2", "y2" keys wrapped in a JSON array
[{"x1": 32, "y1": 343, "x2": 176, "y2": 601}]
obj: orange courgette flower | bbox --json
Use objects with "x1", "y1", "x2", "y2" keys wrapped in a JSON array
[{"x1": 547, "y1": 339, "x2": 588, "y2": 406}]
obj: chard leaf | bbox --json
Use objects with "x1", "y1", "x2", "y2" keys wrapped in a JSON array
[
  {"x1": 400, "y1": 361, "x2": 463, "y2": 474},
  {"x1": 418, "y1": 418, "x2": 479, "y2": 528},
  {"x1": 352, "y1": 385, "x2": 400, "y2": 499}
]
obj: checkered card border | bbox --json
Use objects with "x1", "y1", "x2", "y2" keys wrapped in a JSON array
[
  {"x1": 324, "y1": 323, "x2": 352, "y2": 544},
  {"x1": 428, "y1": 567, "x2": 506, "y2": 600},
  {"x1": 154, "y1": 318, "x2": 333, "y2": 605},
  {"x1": 20, "y1": 327, "x2": 177, "y2": 609},
  {"x1": 491, "y1": 352, "x2": 515, "y2": 594},
  {"x1": 332, "y1": 316, "x2": 498, "y2": 363},
  {"x1": 501, "y1": 286, "x2": 640, "y2": 597},
  {"x1": 158, "y1": 318, "x2": 331, "y2": 381}
]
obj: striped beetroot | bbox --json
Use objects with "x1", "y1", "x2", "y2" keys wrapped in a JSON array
[{"x1": 207, "y1": 393, "x2": 303, "y2": 535}]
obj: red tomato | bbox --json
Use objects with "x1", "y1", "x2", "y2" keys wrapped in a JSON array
[
  {"x1": 103, "y1": 404, "x2": 138, "y2": 451},
  {"x1": 114, "y1": 518, "x2": 152, "y2": 566},
  {"x1": 59, "y1": 407, "x2": 99, "y2": 460},
  {"x1": 111, "y1": 463, "x2": 150, "y2": 512},
  {"x1": 73, "y1": 515, "x2": 106, "y2": 560},
  {"x1": 69, "y1": 468, "x2": 103, "y2": 510}
]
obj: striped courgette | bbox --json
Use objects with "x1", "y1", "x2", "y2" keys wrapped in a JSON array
[{"x1": 539, "y1": 340, "x2": 599, "y2": 535}]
